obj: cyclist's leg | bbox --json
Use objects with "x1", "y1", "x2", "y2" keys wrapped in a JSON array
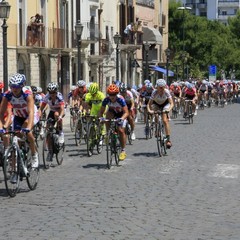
[{"x1": 162, "y1": 104, "x2": 172, "y2": 148}]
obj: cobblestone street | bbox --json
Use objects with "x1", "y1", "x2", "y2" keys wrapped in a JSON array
[{"x1": 0, "y1": 104, "x2": 240, "y2": 240}]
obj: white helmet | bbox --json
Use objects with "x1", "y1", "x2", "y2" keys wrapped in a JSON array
[
  {"x1": 71, "y1": 85, "x2": 77, "y2": 91},
  {"x1": 155, "y1": 79, "x2": 166, "y2": 87},
  {"x1": 37, "y1": 87, "x2": 42, "y2": 93},
  {"x1": 77, "y1": 80, "x2": 86, "y2": 87},
  {"x1": 47, "y1": 82, "x2": 58, "y2": 92},
  {"x1": 9, "y1": 73, "x2": 26, "y2": 87}
]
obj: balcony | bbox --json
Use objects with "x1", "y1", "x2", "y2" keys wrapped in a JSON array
[
  {"x1": 7, "y1": 21, "x2": 101, "y2": 50},
  {"x1": 197, "y1": 3, "x2": 207, "y2": 9},
  {"x1": 123, "y1": 31, "x2": 143, "y2": 45},
  {"x1": 218, "y1": 0, "x2": 240, "y2": 7}
]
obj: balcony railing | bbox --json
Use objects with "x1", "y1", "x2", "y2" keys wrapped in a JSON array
[
  {"x1": 7, "y1": 22, "x2": 100, "y2": 49},
  {"x1": 123, "y1": 31, "x2": 143, "y2": 45}
]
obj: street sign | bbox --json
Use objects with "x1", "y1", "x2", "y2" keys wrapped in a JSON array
[{"x1": 209, "y1": 65, "x2": 217, "y2": 81}]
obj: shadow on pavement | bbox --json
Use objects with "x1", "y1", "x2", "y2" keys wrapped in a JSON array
[
  {"x1": 82, "y1": 163, "x2": 107, "y2": 170},
  {"x1": 133, "y1": 152, "x2": 158, "y2": 157}
]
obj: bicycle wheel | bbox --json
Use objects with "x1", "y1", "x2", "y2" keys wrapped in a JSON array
[
  {"x1": 86, "y1": 124, "x2": 95, "y2": 157},
  {"x1": 114, "y1": 136, "x2": 121, "y2": 166},
  {"x1": 75, "y1": 120, "x2": 83, "y2": 146},
  {"x1": 3, "y1": 146, "x2": 20, "y2": 197},
  {"x1": 56, "y1": 142, "x2": 65, "y2": 165},
  {"x1": 97, "y1": 134, "x2": 104, "y2": 154},
  {"x1": 188, "y1": 105, "x2": 193, "y2": 124},
  {"x1": 156, "y1": 122, "x2": 162, "y2": 157},
  {"x1": 126, "y1": 123, "x2": 132, "y2": 145},
  {"x1": 145, "y1": 117, "x2": 150, "y2": 140},
  {"x1": 26, "y1": 153, "x2": 40, "y2": 190},
  {"x1": 70, "y1": 113, "x2": 76, "y2": 132},
  {"x1": 106, "y1": 132, "x2": 114, "y2": 169},
  {"x1": 42, "y1": 133, "x2": 51, "y2": 169}
]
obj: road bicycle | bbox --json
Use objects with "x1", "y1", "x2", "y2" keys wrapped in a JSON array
[
  {"x1": 171, "y1": 97, "x2": 179, "y2": 119},
  {"x1": 85, "y1": 115, "x2": 104, "y2": 157},
  {"x1": 144, "y1": 113, "x2": 154, "y2": 140},
  {"x1": 101, "y1": 118, "x2": 121, "y2": 169},
  {"x1": 42, "y1": 118, "x2": 65, "y2": 169},
  {"x1": 154, "y1": 110, "x2": 168, "y2": 157},
  {"x1": 74, "y1": 111, "x2": 87, "y2": 146},
  {"x1": 2, "y1": 130, "x2": 39, "y2": 197},
  {"x1": 125, "y1": 120, "x2": 133, "y2": 145},
  {"x1": 32, "y1": 119, "x2": 46, "y2": 147},
  {"x1": 184, "y1": 99, "x2": 194, "y2": 124},
  {"x1": 70, "y1": 106, "x2": 79, "y2": 132}
]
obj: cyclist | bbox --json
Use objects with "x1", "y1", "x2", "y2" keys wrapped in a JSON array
[
  {"x1": 198, "y1": 80, "x2": 208, "y2": 107},
  {"x1": 170, "y1": 82, "x2": 182, "y2": 114},
  {"x1": 119, "y1": 83, "x2": 136, "y2": 140},
  {"x1": 147, "y1": 79, "x2": 173, "y2": 149},
  {"x1": 85, "y1": 82, "x2": 105, "y2": 116},
  {"x1": 72, "y1": 80, "x2": 87, "y2": 112},
  {"x1": 127, "y1": 84, "x2": 139, "y2": 123},
  {"x1": 98, "y1": 84, "x2": 129, "y2": 161},
  {"x1": 85, "y1": 82, "x2": 105, "y2": 141},
  {"x1": 0, "y1": 73, "x2": 39, "y2": 168},
  {"x1": 139, "y1": 82, "x2": 154, "y2": 124},
  {"x1": 67, "y1": 85, "x2": 77, "y2": 108},
  {"x1": 39, "y1": 82, "x2": 65, "y2": 144},
  {"x1": 182, "y1": 83, "x2": 198, "y2": 117}
]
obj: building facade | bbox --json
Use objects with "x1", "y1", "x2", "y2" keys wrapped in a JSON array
[
  {"x1": 0, "y1": 0, "x2": 169, "y2": 98},
  {"x1": 180, "y1": 0, "x2": 240, "y2": 25}
]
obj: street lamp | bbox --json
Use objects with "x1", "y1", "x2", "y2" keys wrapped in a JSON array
[
  {"x1": 181, "y1": 52, "x2": 187, "y2": 80},
  {"x1": 165, "y1": 48, "x2": 171, "y2": 86},
  {"x1": 178, "y1": 5, "x2": 191, "y2": 80},
  {"x1": 0, "y1": 0, "x2": 11, "y2": 91},
  {"x1": 113, "y1": 32, "x2": 121, "y2": 82},
  {"x1": 75, "y1": 20, "x2": 84, "y2": 81},
  {"x1": 143, "y1": 41, "x2": 150, "y2": 81}
]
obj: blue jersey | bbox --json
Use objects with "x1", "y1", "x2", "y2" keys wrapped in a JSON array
[{"x1": 102, "y1": 95, "x2": 126, "y2": 113}]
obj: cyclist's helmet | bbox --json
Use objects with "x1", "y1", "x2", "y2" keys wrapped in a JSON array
[
  {"x1": 37, "y1": 87, "x2": 42, "y2": 93},
  {"x1": 155, "y1": 79, "x2": 166, "y2": 87},
  {"x1": 77, "y1": 80, "x2": 86, "y2": 87},
  {"x1": 31, "y1": 86, "x2": 38, "y2": 93},
  {"x1": 88, "y1": 82, "x2": 99, "y2": 95},
  {"x1": 144, "y1": 79, "x2": 150, "y2": 85},
  {"x1": 9, "y1": 73, "x2": 26, "y2": 87},
  {"x1": 186, "y1": 83, "x2": 194, "y2": 89},
  {"x1": 70, "y1": 85, "x2": 77, "y2": 91},
  {"x1": 0, "y1": 82, "x2": 4, "y2": 89},
  {"x1": 47, "y1": 82, "x2": 58, "y2": 92},
  {"x1": 35, "y1": 94, "x2": 42, "y2": 105},
  {"x1": 107, "y1": 84, "x2": 119, "y2": 94},
  {"x1": 146, "y1": 83, "x2": 153, "y2": 90},
  {"x1": 173, "y1": 82, "x2": 178, "y2": 87},
  {"x1": 119, "y1": 83, "x2": 127, "y2": 92}
]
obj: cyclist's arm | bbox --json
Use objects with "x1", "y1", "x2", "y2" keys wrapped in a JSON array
[
  {"x1": 98, "y1": 106, "x2": 106, "y2": 118},
  {"x1": 121, "y1": 105, "x2": 129, "y2": 120},
  {"x1": 26, "y1": 94, "x2": 35, "y2": 129},
  {"x1": 58, "y1": 101, "x2": 65, "y2": 119},
  {"x1": 167, "y1": 97, "x2": 174, "y2": 112},
  {"x1": 4, "y1": 104, "x2": 12, "y2": 128},
  {"x1": 147, "y1": 99, "x2": 154, "y2": 114},
  {"x1": 0, "y1": 96, "x2": 8, "y2": 128}
]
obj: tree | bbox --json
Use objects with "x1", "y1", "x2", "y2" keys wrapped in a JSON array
[{"x1": 169, "y1": 0, "x2": 240, "y2": 79}]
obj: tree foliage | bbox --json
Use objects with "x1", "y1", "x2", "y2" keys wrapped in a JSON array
[{"x1": 169, "y1": 0, "x2": 240, "y2": 79}]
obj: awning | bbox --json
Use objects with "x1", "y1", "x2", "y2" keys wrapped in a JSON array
[
  {"x1": 142, "y1": 26, "x2": 163, "y2": 45},
  {"x1": 150, "y1": 66, "x2": 174, "y2": 76}
]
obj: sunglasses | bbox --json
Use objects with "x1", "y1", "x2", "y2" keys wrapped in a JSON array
[
  {"x1": 10, "y1": 84, "x2": 22, "y2": 89},
  {"x1": 109, "y1": 94, "x2": 117, "y2": 97},
  {"x1": 49, "y1": 91, "x2": 57, "y2": 94}
]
